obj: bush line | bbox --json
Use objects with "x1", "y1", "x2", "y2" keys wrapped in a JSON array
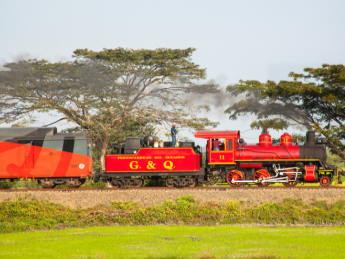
[{"x1": 1, "y1": 195, "x2": 345, "y2": 233}]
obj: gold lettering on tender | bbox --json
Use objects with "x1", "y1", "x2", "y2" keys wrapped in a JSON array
[
  {"x1": 129, "y1": 161, "x2": 139, "y2": 170},
  {"x1": 164, "y1": 156, "x2": 185, "y2": 159},
  {"x1": 163, "y1": 161, "x2": 174, "y2": 170},
  {"x1": 147, "y1": 161, "x2": 156, "y2": 169}
]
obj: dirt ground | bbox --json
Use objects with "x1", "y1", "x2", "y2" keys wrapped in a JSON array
[{"x1": 1, "y1": 187, "x2": 345, "y2": 209}]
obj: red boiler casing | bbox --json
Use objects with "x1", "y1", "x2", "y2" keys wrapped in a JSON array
[
  {"x1": 237, "y1": 132, "x2": 299, "y2": 161},
  {"x1": 237, "y1": 144, "x2": 300, "y2": 160},
  {"x1": 105, "y1": 148, "x2": 202, "y2": 173}
]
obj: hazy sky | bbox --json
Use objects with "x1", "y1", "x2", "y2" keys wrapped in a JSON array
[{"x1": 1, "y1": 0, "x2": 344, "y2": 143}]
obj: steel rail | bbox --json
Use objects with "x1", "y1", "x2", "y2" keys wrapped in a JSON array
[{"x1": 1, "y1": 186, "x2": 345, "y2": 192}]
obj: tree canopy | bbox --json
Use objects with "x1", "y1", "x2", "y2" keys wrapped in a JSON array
[
  {"x1": 226, "y1": 64, "x2": 345, "y2": 159},
  {"x1": 0, "y1": 48, "x2": 219, "y2": 170}
]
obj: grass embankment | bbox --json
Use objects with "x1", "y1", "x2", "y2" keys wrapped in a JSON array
[
  {"x1": 1, "y1": 195, "x2": 345, "y2": 233},
  {"x1": 0, "y1": 179, "x2": 107, "y2": 190},
  {"x1": 1, "y1": 225, "x2": 345, "y2": 259}
]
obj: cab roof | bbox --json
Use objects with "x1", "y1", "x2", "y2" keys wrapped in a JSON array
[{"x1": 195, "y1": 130, "x2": 240, "y2": 139}]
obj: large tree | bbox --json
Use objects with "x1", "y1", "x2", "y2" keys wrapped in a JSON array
[
  {"x1": 225, "y1": 64, "x2": 345, "y2": 159},
  {"x1": 0, "y1": 48, "x2": 219, "y2": 170}
]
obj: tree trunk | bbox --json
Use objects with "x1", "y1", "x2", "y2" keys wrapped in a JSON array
[
  {"x1": 328, "y1": 139, "x2": 345, "y2": 160},
  {"x1": 100, "y1": 133, "x2": 111, "y2": 171}
]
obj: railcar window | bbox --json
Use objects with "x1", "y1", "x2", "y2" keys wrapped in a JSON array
[
  {"x1": 88, "y1": 141, "x2": 92, "y2": 157},
  {"x1": 227, "y1": 139, "x2": 233, "y2": 151},
  {"x1": 33, "y1": 140, "x2": 44, "y2": 147},
  {"x1": 62, "y1": 139, "x2": 75, "y2": 153},
  {"x1": 73, "y1": 140, "x2": 88, "y2": 156},
  {"x1": 42, "y1": 140, "x2": 63, "y2": 151}
]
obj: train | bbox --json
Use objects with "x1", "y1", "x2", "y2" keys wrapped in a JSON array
[
  {"x1": 0, "y1": 127, "x2": 92, "y2": 188},
  {"x1": 0, "y1": 127, "x2": 344, "y2": 188}
]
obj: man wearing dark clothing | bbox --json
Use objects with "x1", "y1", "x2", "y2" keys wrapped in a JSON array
[
  {"x1": 212, "y1": 138, "x2": 221, "y2": 151},
  {"x1": 206, "y1": 140, "x2": 209, "y2": 166},
  {"x1": 171, "y1": 124, "x2": 177, "y2": 147}
]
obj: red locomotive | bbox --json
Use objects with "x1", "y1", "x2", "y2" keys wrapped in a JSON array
[
  {"x1": 0, "y1": 127, "x2": 92, "y2": 188},
  {"x1": 102, "y1": 129, "x2": 344, "y2": 187}
]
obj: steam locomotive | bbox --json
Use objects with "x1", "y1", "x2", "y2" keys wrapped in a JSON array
[
  {"x1": 0, "y1": 127, "x2": 343, "y2": 188},
  {"x1": 102, "y1": 129, "x2": 344, "y2": 187}
]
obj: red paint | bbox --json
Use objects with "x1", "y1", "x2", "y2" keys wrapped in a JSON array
[
  {"x1": 281, "y1": 133, "x2": 292, "y2": 146},
  {"x1": 259, "y1": 133, "x2": 272, "y2": 146},
  {"x1": 254, "y1": 169, "x2": 270, "y2": 178},
  {"x1": 0, "y1": 141, "x2": 91, "y2": 180},
  {"x1": 105, "y1": 148, "x2": 201, "y2": 173},
  {"x1": 304, "y1": 165, "x2": 316, "y2": 181},
  {"x1": 195, "y1": 131, "x2": 300, "y2": 165},
  {"x1": 226, "y1": 170, "x2": 244, "y2": 187},
  {"x1": 239, "y1": 163, "x2": 263, "y2": 168},
  {"x1": 238, "y1": 145, "x2": 300, "y2": 160}
]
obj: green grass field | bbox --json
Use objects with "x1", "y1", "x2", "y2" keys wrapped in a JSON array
[{"x1": 1, "y1": 225, "x2": 345, "y2": 259}]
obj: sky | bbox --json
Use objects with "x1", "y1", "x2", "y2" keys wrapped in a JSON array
[{"x1": 1, "y1": 0, "x2": 344, "y2": 145}]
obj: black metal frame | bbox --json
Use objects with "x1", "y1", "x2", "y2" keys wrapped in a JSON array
[{"x1": 102, "y1": 168, "x2": 205, "y2": 178}]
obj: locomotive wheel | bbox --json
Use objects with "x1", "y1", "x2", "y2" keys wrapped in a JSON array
[
  {"x1": 189, "y1": 178, "x2": 198, "y2": 187},
  {"x1": 66, "y1": 179, "x2": 84, "y2": 188},
  {"x1": 282, "y1": 179, "x2": 299, "y2": 187},
  {"x1": 166, "y1": 178, "x2": 174, "y2": 187},
  {"x1": 282, "y1": 170, "x2": 299, "y2": 187},
  {"x1": 133, "y1": 179, "x2": 143, "y2": 187},
  {"x1": 226, "y1": 170, "x2": 243, "y2": 187},
  {"x1": 254, "y1": 170, "x2": 270, "y2": 187},
  {"x1": 39, "y1": 180, "x2": 56, "y2": 189},
  {"x1": 320, "y1": 175, "x2": 331, "y2": 187},
  {"x1": 111, "y1": 179, "x2": 121, "y2": 188},
  {"x1": 66, "y1": 183, "x2": 82, "y2": 188}
]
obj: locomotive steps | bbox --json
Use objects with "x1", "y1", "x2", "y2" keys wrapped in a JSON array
[{"x1": 1, "y1": 186, "x2": 345, "y2": 209}]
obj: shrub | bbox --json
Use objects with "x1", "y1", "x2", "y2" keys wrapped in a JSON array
[{"x1": 2, "y1": 196, "x2": 345, "y2": 233}]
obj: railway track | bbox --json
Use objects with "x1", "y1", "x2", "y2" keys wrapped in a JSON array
[{"x1": 1, "y1": 186, "x2": 345, "y2": 192}]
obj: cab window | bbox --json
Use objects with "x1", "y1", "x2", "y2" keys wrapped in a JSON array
[
  {"x1": 226, "y1": 139, "x2": 233, "y2": 151},
  {"x1": 211, "y1": 138, "x2": 224, "y2": 151}
]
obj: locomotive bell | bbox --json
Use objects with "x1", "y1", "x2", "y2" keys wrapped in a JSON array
[{"x1": 280, "y1": 132, "x2": 292, "y2": 146}]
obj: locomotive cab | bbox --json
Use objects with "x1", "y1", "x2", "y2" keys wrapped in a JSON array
[{"x1": 195, "y1": 130, "x2": 240, "y2": 166}]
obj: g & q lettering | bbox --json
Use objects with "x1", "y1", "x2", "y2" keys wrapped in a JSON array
[
  {"x1": 147, "y1": 161, "x2": 156, "y2": 170},
  {"x1": 163, "y1": 161, "x2": 174, "y2": 170},
  {"x1": 129, "y1": 161, "x2": 139, "y2": 170}
]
